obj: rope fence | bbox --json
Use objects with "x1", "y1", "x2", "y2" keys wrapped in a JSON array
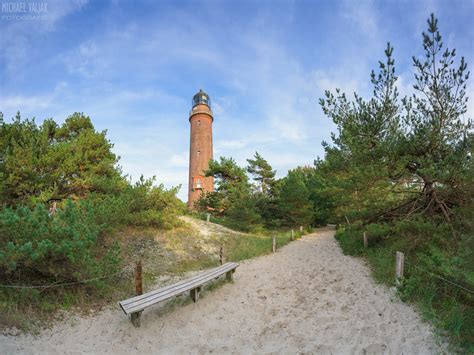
[
  {"x1": 0, "y1": 266, "x2": 133, "y2": 289},
  {"x1": 360, "y1": 233, "x2": 474, "y2": 295},
  {"x1": 403, "y1": 258, "x2": 474, "y2": 294}
]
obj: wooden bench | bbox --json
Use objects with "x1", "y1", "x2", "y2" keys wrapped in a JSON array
[{"x1": 119, "y1": 262, "x2": 239, "y2": 327}]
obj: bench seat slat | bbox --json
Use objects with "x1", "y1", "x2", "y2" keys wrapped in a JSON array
[
  {"x1": 120, "y1": 265, "x2": 231, "y2": 306},
  {"x1": 119, "y1": 262, "x2": 238, "y2": 315},
  {"x1": 120, "y1": 262, "x2": 237, "y2": 308},
  {"x1": 121, "y1": 263, "x2": 238, "y2": 314},
  {"x1": 120, "y1": 262, "x2": 235, "y2": 307},
  {"x1": 122, "y1": 263, "x2": 238, "y2": 314}
]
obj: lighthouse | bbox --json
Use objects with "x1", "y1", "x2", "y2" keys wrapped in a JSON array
[{"x1": 188, "y1": 89, "x2": 214, "y2": 208}]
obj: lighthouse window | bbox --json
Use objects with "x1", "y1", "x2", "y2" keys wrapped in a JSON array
[
  {"x1": 198, "y1": 120, "x2": 201, "y2": 126},
  {"x1": 197, "y1": 150, "x2": 201, "y2": 156},
  {"x1": 196, "y1": 178, "x2": 202, "y2": 189}
]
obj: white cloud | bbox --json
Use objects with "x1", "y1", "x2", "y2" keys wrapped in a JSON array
[
  {"x1": 269, "y1": 114, "x2": 305, "y2": 141},
  {"x1": 170, "y1": 153, "x2": 188, "y2": 168},
  {"x1": 217, "y1": 139, "x2": 248, "y2": 150},
  {"x1": 395, "y1": 72, "x2": 416, "y2": 99},
  {"x1": 342, "y1": 0, "x2": 378, "y2": 37},
  {"x1": 60, "y1": 40, "x2": 101, "y2": 78},
  {"x1": 0, "y1": 94, "x2": 53, "y2": 113},
  {"x1": 311, "y1": 69, "x2": 360, "y2": 97},
  {"x1": 0, "y1": 82, "x2": 67, "y2": 116},
  {"x1": 0, "y1": 0, "x2": 89, "y2": 77}
]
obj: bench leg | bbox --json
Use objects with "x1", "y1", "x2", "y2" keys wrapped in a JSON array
[
  {"x1": 190, "y1": 287, "x2": 201, "y2": 302},
  {"x1": 226, "y1": 270, "x2": 234, "y2": 282},
  {"x1": 131, "y1": 311, "x2": 142, "y2": 328}
]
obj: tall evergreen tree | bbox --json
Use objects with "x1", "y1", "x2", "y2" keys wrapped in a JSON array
[
  {"x1": 199, "y1": 157, "x2": 250, "y2": 213},
  {"x1": 400, "y1": 14, "x2": 471, "y2": 226},
  {"x1": 277, "y1": 170, "x2": 313, "y2": 227},
  {"x1": 246, "y1": 152, "x2": 276, "y2": 195},
  {"x1": 319, "y1": 14, "x2": 471, "y2": 230}
]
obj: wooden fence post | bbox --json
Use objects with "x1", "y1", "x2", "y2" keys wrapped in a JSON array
[
  {"x1": 206, "y1": 213, "x2": 210, "y2": 223},
  {"x1": 131, "y1": 260, "x2": 143, "y2": 327},
  {"x1": 49, "y1": 201, "x2": 57, "y2": 216},
  {"x1": 363, "y1": 232, "x2": 368, "y2": 248},
  {"x1": 395, "y1": 251, "x2": 404, "y2": 286},
  {"x1": 291, "y1": 229, "x2": 294, "y2": 241},
  {"x1": 190, "y1": 286, "x2": 201, "y2": 302},
  {"x1": 272, "y1": 236, "x2": 276, "y2": 253},
  {"x1": 344, "y1": 215, "x2": 351, "y2": 226},
  {"x1": 219, "y1": 245, "x2": 224, "y2": 265}
]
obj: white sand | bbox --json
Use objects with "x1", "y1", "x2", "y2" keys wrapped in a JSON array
[
  {"x1": 179, "y1": 215, "x2": 247, "y2": 237},
  {"x1": 0, "y1": 229, "x2": 444, "y2": 354}
]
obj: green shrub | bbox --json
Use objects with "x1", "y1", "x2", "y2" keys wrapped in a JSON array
[
  {"x1": 0, "y1": 200, "x2": 120, "y2": 285},
  {"x1": 123, "y1": 176, "x2": 185, "y2": 229},
  {"x1": 335, "y1": 226, "x2": 365, "y2": 256},
  {"x1": 84, "y1": 177, "x2": 185, "y2": 231}
]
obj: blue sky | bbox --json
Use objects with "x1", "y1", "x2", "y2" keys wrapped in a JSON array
[{"x1": 1, "y1": 0, "x2": 473, "y2": 201}]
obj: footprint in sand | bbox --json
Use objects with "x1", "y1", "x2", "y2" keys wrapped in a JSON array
[{"x1": 361, "y1": 343, "x2": 388, "y2": 354}]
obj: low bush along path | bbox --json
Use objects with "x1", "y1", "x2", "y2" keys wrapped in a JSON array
[{"x1": 1, "y1": 228, "x2": 444, "y2": 354}]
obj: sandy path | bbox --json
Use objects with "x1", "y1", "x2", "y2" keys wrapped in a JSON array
[{"x1": 1, "y1": 229, "x2": 443, "y2": 354}]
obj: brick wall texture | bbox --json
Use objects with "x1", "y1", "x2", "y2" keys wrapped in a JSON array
[{"x1": 188, "y1": 103, "x2": 214, "y2": 208}]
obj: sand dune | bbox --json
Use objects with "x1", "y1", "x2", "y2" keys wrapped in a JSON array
[{"x1": 0, "y1": 229, "x2": 444, "y2": 354}]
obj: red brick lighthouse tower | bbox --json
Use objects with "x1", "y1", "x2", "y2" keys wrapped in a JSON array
[{"x1": 188, "y1": 89, "x2": 214, "y2": 208}]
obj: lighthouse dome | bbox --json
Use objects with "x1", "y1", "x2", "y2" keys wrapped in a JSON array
[{"x1": 192, "y1": 89, "x2": 211, "y2": 108}]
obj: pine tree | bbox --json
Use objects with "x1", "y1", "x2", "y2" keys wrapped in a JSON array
[
  {"x1": 318, "y1": 14, "x2": 471, "y2": 231},
  {"x1": 400, "y1": 14, "x2": 471, "y2": 228},
  {"x1": 277, "y1": 170, "x2": 313, "y2": 227},
  {"x1": 202, "y1": 157, "x2": 250, "y2": 213},
  {"x1": 246, "y1": 152, "x2": 276, "y2": 195},
  {"x1": 0, "y1": 112, "x2": 124, "y2": 206}
]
